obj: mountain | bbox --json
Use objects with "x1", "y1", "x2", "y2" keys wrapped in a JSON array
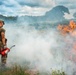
[
  {"x1": 73, "y1": 12, "x2": 76, "y2": 19},
  {"x1": 18, "y1": 5, "x2": 70, "y2": 23},
  {"x1": 0, "y1": 15, "x2": 18, "y2": 23},
  {"x1": 0, "y1": 5, "x2": 70, "y2": 24},
  {"x1": 44, "y1": 5, "x2": 70, "y2": 21}
]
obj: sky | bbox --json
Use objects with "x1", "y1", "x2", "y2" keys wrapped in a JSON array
[{"x1": 0, "y1": 0, "x2": 76, "y2": 18}]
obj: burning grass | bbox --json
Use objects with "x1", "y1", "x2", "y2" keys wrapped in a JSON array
[
  {"x1": 57, "y1": 20, "x2": 76, "y2": 62},
  {"x1": 57, "y1": 20, "x2": 76, "y2": 35}
]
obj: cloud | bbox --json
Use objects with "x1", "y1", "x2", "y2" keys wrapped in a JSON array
[
  {"x1": 16, "y1": 0, "x2": 55, "y2": 7},
  {"x1": 55, "y1": 0, "x2": 76, "y2": 10},
  {"x1": 0, "y1": 0, "x2": 21, "y2": 16},
  {"x1": 17, "y1": 5, "x2": 50, "y2": 16},
  {"x1": 64, "y1": 13, "x2": 74, "y2": 19},
  {"x1": 0, "y1": 0, "x2": 76, "y2": 17},
  {"x1": 0, "y1": 0, "x2": 55, "y2": 16},
  {"x1": 3, "y1": 0, "x2": 19, "y2": 7}
]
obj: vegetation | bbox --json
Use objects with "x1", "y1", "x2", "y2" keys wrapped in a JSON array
[
  {"x1": 0, "y1": 65, "x2": 67, "y2": 75},
  {"x1": 51, "y1": 70, "x2": 67, "y2": 75},
  {"x1": 0, "y1": 65, "x2": 29, "y2": 75}
]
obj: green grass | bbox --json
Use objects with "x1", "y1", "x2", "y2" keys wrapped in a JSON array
[
  {"x1": 0, "y1": 65, "x2": 67, "y2": 75},
  {"x1": 0, "y1": 65, "x2": 29, "y2": 75},
  {"x1": 51, "y1": 70, "x2": 67, "y2": 75}
]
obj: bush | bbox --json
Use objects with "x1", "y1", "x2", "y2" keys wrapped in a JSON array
[{"x1": 51, "y1": 70, "x2": 67, "y2": 75}]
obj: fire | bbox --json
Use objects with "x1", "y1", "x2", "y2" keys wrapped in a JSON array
[
  {"x1": 57, "y1": 20, "x2": 76, "y2": 35},
  {"x1": 57, "y1": 20, "x2": 76, "y2": 62}
]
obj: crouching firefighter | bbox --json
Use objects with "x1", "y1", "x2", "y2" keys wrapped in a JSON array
[{"x1": 0, "y1": 20, "x2": 8, "y2": 67}]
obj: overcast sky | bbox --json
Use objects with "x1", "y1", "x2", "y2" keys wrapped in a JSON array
[{"x1": 0, "y1": 0, "x2": 76, "y2": 18}]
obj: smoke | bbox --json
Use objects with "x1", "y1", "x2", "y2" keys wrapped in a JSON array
[{"x1": 3, "y1": 20, "x2": 76, "y2": 75}]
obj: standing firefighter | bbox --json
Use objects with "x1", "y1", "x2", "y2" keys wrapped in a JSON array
[{"x1": 0, "y1": 20, "x2": 7, "y2": 67}]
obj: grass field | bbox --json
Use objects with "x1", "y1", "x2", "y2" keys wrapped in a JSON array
[{"x1": 0, "y1": 65, "x2": 67, "y2": 75}]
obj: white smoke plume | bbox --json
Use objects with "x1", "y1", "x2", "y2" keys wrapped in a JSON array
[{"x1": 3, "y1": 20, "x2": 76, "y2": 75}]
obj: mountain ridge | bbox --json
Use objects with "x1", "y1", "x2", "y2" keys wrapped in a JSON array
[{"x1": 0, "y1": 5, "x2": 70, "y2": 23}]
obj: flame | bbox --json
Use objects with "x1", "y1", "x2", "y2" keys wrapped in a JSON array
[
  {"x1": 57, "y1": 20, "x2": 76, "y2": 35},
  {"x1": 57, "y1": 20, "x2": 76, "y2": 62}
]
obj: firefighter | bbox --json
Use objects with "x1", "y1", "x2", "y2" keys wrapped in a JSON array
[{"x1": 0, "y1": 20, "x2": 7, "y2": 67}]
